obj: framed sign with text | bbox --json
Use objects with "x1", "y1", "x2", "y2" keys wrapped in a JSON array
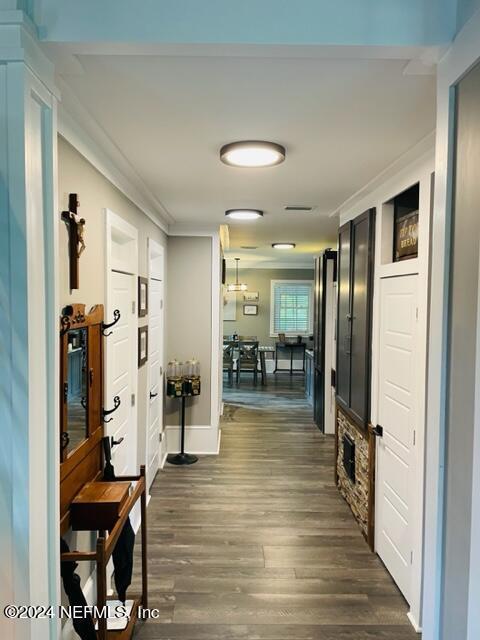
[{"x1": 394, "y1": 210, "x2": 418, "y2": 261}]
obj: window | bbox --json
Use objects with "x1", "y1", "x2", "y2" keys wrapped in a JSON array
[{"x1": 270, "y1": 280, "x2": 313, "y2": 336}]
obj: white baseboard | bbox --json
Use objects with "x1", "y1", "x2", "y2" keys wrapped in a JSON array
[
  {"x1": 407, "y1": 611, "x2": 422, "y2": 633},
  {"x1": 160, "y1": 451, "x2": 168, "y2": 469},
  {"x1": 165, "y1": 424, "x2": 220, "y2": 454}
]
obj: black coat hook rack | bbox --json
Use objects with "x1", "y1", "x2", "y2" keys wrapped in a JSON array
[
  {"x1": 102, "y1": 396, "x2": 121, "y2": 423},
  {"x1": 102, "y1": 310, "x2": 121, "y2": 337}
]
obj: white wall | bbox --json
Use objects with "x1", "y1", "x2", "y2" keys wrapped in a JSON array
[
  {"x1": 57, "y1": 135, "x2": 168, "y2": 636},
  {"x1": 165, "y1": 233, "x2": 222, "y2": 455},
  {"x1": 58, "y1": 136, "x2": 168, "y2": 473},
  {"x1": 338, "y1": 148, "x2": 435, "y2": 631},
  {"x1": 423, "y1": 8, "x2": 480, "y2": 640}
]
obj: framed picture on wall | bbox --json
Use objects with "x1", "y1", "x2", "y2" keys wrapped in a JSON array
[
  {"x1": 138, "y1": 326, "x2": 148, "y2": 367},
  {"x1": 138, "y1": 276, "x2": 148, "y2": 317},
  {"x1": 243, "y1": 304, "x2": 258, "y2": 316},
  {"x1": 244, "y1": 291, "x2": 259, "y2": 302}
]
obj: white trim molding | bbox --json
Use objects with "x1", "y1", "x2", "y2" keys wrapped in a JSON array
[
  {"x1": 0, "y1": 20, "x2": 61, "y2": 638},
  {"x1": 165, "y1": 425, "x2": 221, "y2": 455},
  {"x1": 423, "y1": 9, "x2": 480, "y2": 640},
  {"x1": 104, "y1": 208, "x2": 139, "y2": 534},
  {"x1": 57, "y1": 76, "x2": 173, "y2": 233},
  {"x1": 340, "y1": 150, "x2": 434, "y2": 632}
]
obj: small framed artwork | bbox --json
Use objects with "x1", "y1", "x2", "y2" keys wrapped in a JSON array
[
  {"x1": 138, "y1": 276, "x2": 148, "y2": 317},
  {"x1": 244, "y1": 291, "x2": 259, "y2": 302},
  {"x1": 138, "y1": 326, "x2": 148, "y2": 367},
  {"x1": 243, "y1": 304, "x2": 258, "y2": 316}
]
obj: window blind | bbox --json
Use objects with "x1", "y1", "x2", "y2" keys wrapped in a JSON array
[{"x1": 271, "y1": 281, "x2": 313, "y2": 334}]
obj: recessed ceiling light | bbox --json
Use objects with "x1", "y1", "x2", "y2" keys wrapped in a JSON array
[
  {"x1": 220, "y1": 141, "x2": 286, "y2": 168},
  {"x1": 225, "y1": 209, "x2": 263, "y2": 220},
  {"x1": 272, "y1": 243, "x2": 296, "y2": 250}
]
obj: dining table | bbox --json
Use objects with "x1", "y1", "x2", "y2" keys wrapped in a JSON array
[{"x1": 223, "y1": 341, "x2": 275, "y2": 386}]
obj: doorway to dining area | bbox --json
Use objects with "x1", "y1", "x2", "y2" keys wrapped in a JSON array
[{"x1": 222, "y1": 264, "x2": 315, "y2": 405}]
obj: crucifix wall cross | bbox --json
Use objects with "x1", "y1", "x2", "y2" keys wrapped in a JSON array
[{"x1": 61, "y1": 193, "x2": 86, "y2": 290}]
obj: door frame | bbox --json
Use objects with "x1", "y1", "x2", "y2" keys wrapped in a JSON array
[
  {"x1": 422, "y1": 15, "x2": 480, "y2": 640},
  {"x1": 104, "y1": 208, "x2": 138, "y2": 478},
  {"x1": 370, "y1": 163, "x2": 433, "y2": 631},
  {"x1": 146, "y1": 237, "x2": 166, "y2": 490}
]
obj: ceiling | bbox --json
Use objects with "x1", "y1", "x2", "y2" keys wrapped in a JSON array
[{"x1": 57, "y1": 52, "x2": 436, "y2": 266}]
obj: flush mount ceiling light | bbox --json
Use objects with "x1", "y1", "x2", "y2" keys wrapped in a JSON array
[
  {"x1": 225, "y1": 209, "x2": 263, "y2": 220},
  {"x1": 226, "y1": 258, "x2": 248, "y2": 292},
  {"x1": 220, "y1": 141, "x2": 286, "y2": 168},
  {"x1": 272, "y1": 242, "x2": 296, "y2": 250}
]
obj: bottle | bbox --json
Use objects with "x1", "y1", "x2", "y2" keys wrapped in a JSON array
[
  {"x1": 190, "y1": 358, "x2": 201, "y2": 395},
  {"x1": 166, "y1": 360, "x2": 183, "y2": 397}
]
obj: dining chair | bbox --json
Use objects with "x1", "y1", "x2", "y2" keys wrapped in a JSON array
[
  {"x1": 223, "y1": 341, "x2": 235, "y2": 386},
  {"x1": 237, "y1": 340, "x2": 259, "y2": 385}
]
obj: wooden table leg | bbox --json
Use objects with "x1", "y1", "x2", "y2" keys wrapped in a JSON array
[
  {"x1": 260, "y1": 351, "x2": 267, "y2": 386},
  {"x1": 96, "y1": 537, "x2": 107, "y2": 640}
]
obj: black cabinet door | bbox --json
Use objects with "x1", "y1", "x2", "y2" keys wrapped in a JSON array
[
  {"x1": 313, "y1": 256, "x2": 325, "y2": 369},
  {"x1": 314, "y1": 366, "x2": 324, "y2": 430},
  {"x1": 350, "y1": 210, "x2": 374, "y2": 424},
  {"x1": 313, "y1": 257, "x2": 321, "y2": 368},
  {"x1": 336, "y1": 221, "x2": 352, "y2": 408}
]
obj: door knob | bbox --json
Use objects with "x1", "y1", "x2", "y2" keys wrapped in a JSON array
[
  {"x1": 150, "y1": 391, "x2": 158, "y2": 399},
  {"x1": 372, "y1": 425, "x2": 383, "y2": 437}
]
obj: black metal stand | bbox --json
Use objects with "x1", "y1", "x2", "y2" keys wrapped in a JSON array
[{"x1": 167, "y1": 395, "x2": 198, "y2": 465}]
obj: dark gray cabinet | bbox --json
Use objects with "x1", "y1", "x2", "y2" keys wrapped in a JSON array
[
  {"x1": 336, "y1": 209, "x2": 375, "y2": 429},
  {"x1": 313, "y1": 249, "x2": 337, "y2": 431}
]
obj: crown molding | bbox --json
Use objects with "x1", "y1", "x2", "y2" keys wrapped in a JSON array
[
  {"x1": 332, "y1": 130, "x2": 435, "y2": 220},
  {"x1": 168, "y1": 223, "x2": 221, "y2": 237},
  {"x1": 56, "y1": 75, "x2": 173, "y2": 233}
]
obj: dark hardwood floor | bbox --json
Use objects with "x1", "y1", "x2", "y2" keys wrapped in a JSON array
[{"x1": 133, "y1": 374, "x2": 418, "y2": 639}]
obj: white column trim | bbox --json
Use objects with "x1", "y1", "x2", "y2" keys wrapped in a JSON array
[
  {"x1": 423, "y1": 9, "x2": 480, "y2": 640},
  {"x1": 57, "y1": 76, "x2": 172, "y2": 233}
]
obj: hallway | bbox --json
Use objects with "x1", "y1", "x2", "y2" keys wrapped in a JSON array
[{"x1": 134, "y1": 378, "x2": 417, "y2": 639}]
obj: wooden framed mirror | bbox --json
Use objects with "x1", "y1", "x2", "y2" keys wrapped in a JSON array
[{"x1": 60, "y1": 303, "x2": 104, "y2": 534}]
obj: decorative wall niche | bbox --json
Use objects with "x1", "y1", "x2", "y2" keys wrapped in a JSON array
[{"x1": 380, "y1": 183, "x2": 420, "y2": 266}]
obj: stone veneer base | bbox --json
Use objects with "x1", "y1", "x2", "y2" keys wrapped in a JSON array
[{"x1": 336, "y1": 406, "x2": 371, "y2": 541}]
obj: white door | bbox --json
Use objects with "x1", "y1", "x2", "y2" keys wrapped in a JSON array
[
  {"x1": 376, "y1": 274, "x2": 418, "y2": 602},
  {"x1": 147, "y1": 240, "x2": 164, "y2": 489},
  {"x1": 106, "y1": 270, "x2": 137, "y2": 476}
]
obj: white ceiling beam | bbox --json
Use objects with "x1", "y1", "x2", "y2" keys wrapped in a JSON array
[{"x1": 33, "y1": 0, "x2": 456, "y2": 48}]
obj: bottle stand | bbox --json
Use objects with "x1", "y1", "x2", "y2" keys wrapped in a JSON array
[{"x1": 167, "y1": 395, "x2": 198, "y2": 465}]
